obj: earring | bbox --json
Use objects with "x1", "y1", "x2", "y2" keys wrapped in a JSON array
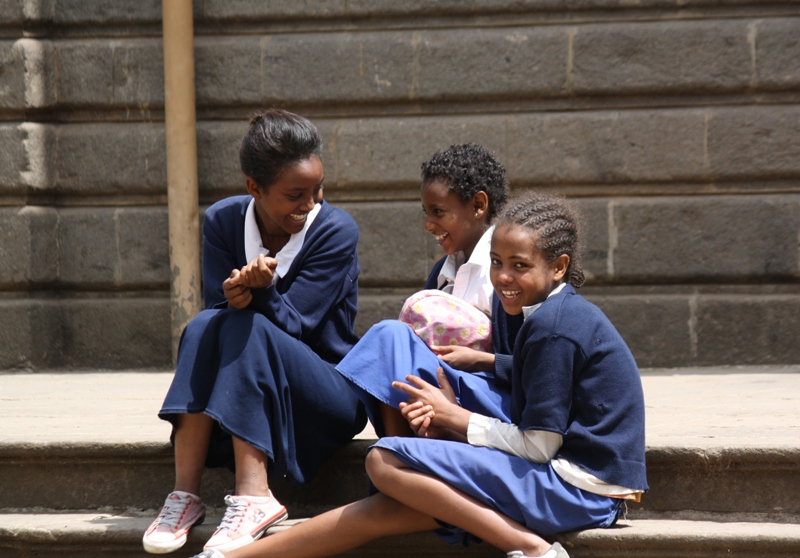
[{"x1": 474, "y1": 210, "x2": 480, "y2": 217}]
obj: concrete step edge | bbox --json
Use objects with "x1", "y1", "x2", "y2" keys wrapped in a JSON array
[{"x1": 1, "y1": 513, "x2": 799, "y2": 558}]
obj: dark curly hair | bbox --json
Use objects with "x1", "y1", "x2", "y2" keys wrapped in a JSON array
[
  {"x1": 496, "y1": 192, "x2": 586, "y2": 288},
  {"x1": 421, "y1": 143, "x2": 509, "y2": 221},
  {"x1": 239, "y1": 109, "x2": 322, "y2": 190}
]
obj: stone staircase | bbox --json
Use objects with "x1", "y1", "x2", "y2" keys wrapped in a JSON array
[{"x1": 1, "y1": 368, "x2": 799, "y2": 557}]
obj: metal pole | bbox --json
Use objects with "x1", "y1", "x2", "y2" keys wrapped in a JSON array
[{"x1": 162, "y1": 0, "x2": 201, "y2": 364}]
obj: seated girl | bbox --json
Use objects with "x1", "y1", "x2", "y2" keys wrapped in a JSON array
[
  {"x1": 189, "y1": 191, "x2": 647, "y2": 558},
  {"x1": 142, "y1": 110, "x2": 366, "y2": 556}
]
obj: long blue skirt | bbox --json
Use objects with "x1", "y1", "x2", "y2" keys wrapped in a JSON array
[
  {"x1": 373, "y1": 438, "x2": 623, "y2": 542},
  {"x1": 160, "y1": 308, "x2": 367, "y2": 484},
  {"x1": 335, "y1": 320, "x2": 511, "y2": 435}
]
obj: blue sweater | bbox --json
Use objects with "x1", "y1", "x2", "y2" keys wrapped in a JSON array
[
  {"x1": 510, "y1": 284, "x2": 648, "y2": 491},
  {"x1": 202, "y1": 195, "x2": 360, "y2": 363}
]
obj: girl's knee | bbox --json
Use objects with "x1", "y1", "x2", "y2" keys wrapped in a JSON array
[{"x1": 365, "y1": 448, "x2": 401, "y2": 486}]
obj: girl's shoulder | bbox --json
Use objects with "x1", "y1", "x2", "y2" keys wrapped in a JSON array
[{"x1": 205, "y1": 195, "x2": 250, "y2": 222}]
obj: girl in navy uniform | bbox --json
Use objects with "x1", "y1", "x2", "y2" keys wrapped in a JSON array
[
  {"x1": 193, "y1": 192, "x2": 647, "y2": 558},
  {"x1": 143, "y1": 110, "x2": 366, "y2": 555}
]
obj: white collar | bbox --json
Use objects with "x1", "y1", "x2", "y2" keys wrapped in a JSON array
[
  {"x1": 244, "y1": 200, "x2": 322, "y2": 282},
  {"x1": 438, "y1": 226, "x2": 494, "y2": 288},
  {"x1": 522, "y1": 282, "x2": 567, "y2": 320}
]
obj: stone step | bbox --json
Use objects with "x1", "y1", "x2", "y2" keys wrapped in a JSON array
[
  {"x1": 1, "y1": 368, "x2": 799, "y2": 516},
  {"x1": 1, "y1": 513, "x2": 799, "y2": 558}
]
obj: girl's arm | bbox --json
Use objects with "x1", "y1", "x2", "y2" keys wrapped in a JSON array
[
  {"x1": 247, "y1": 212, "x2": 359, "y2": 339},
  {"x1": 430, "y1": 346, "x2": 495, "y2": 372},
  {"x1": 392, "y1": 368, "x2": 471, "y2": 441},
  {"x1": 467, "y1": 414, "x2": 562, "y2": 463}
]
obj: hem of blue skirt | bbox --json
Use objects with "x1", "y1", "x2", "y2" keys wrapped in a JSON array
[
  {"x1": 158, "y1": 407, "x2": 277, "y2": 463},
  {"x1": 335, "y1": 366, "x2": 398, "y2": 410}
]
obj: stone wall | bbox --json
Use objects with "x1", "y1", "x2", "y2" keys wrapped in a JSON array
[{"x1": 1, "y1": 0, "x2": 799, "y2": 370}]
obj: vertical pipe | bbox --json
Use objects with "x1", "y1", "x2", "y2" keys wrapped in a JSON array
[{"x1": 162, "y1": 0, "x2": 201, "y2": 364}]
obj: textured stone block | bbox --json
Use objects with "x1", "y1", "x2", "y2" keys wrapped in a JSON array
[
  {"x1": 197, "y1": 121, "x2": 248, "y2": 195},
  {"x1": 756, "y1": 18, "x2": 800, "y2": 90},
  {"x1": 200, "y1": 0, "x2": 345, "y2": 20},
  {"x1": 259, "y1": 32, "x2": 414, "y2": 106},
  {"x1": 573, "y1": 198, "x2": 610, "y2": 283},
  {"x1": 343, "y1": 201, "x2": 440, "y2": 288},
  {"x1": 0, "y1": 40, "x2": 25, "y2": 109},
  {"x1": 60, "y1": 297, "x2": 171, "y2": 369},
  {"x1": 56, "y1": 123, "x2": 166, "y2": 194},
  {"x1": 335, "y1": 115, "x2": 505, "y2": 188},
  {"x1": 415, "y1": 27, "x2": 568, "y2": 100},
  {"x1": 505, "y1": 109, "x2": 707, "y2": 185},
  {"x1": 0, "y1": 123, "x2": 56, "y2": 192},
  {"x1": 57, "y1": 209, "x2": 117, "y2": 286},
  {"x1": 0, "y1": 300, "x2": 61, "y2": 370},
  {"x1": 0, "y1": 125, "x2": 27, "y2": 191},
  {"x1": 613, "y1": 196, "x2": 800, "y2": 282},
  {"x1": 0, "y1": 206, "x2": 57, "y2": 286},
  {"x1": 112, "y1": 39, "x2": 164, "y2": 106},
  {"x1": 50, "y1": 0, "x2": 162, "y2": 24},
  {"x1": 0, "y1": 0, "x2": 23, "y2": 25},
  {"x1": 696, "y1": 295, "x2": 800, "y2": 365},
  {"x1": 195, "y1": 37, "x2": 262, "y2": 107},
  {"x1": 708, "y1": 106, "x2": 800, "y2": 179},
  {"x1": 573, "y1": 20, "x2": 752, "y2": 94},
  {"x1": 118, "y1": 208, "x2": 169, "y2": 286},
  {"x1": 56, "y1": 40, "x2": 114, "y2": 105},
  {"x1": 587, "y1": 293, "x2": 692, "y2": 368}
]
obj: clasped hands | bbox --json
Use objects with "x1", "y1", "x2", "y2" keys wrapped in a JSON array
[
  {"x1": 393, "y1": 367, "x2": 471, "y2": 440},
  {"x1": 223, "y1": 254, "x2": 278, "y2": 309}
]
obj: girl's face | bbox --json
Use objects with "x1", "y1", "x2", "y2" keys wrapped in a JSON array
[
  {"x1": 420, "y1": 179, "x2": 488, "y2": 259},
  {"x1": 247, "y1": 156, "x2": 324, "y2": 237},
  {"x1": 489, "y1": 224, "x2": 569, "y2": 315}
]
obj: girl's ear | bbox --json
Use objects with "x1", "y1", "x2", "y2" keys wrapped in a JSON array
[
  {"x1": 246, "y1": 177, "x2": 262, "y2": 199},
  {"x1": 552, "y1": 254, "x2": 570, "y2": 282},
  {"x1": 471, "y1": 191, "x2": 489, "y2": 219}
]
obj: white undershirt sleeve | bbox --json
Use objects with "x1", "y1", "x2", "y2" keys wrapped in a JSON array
[{"x1": 466, "y1": 413, "x2": 562, "y2": 464}]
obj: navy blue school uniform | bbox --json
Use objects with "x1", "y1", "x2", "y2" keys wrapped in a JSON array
[
  {"x1": 160, "y1": 195, "x2": 367, "y2": 484},
  {"x1": 371, "y1": 284, "x2": 647, "y2": 541}
]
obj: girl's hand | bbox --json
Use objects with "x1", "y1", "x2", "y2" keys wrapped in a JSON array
[
  {"x1": 430, "y1": 346, "x2": 495, "y2": 373},
  {"x1": 223, "y1": 268, "x2": 252, "y2": 309},
  {"x1": 240, "y1": 255, "x2": 277, "y2": 289},
  {"x1": 392, "y1": 367, "x2": 470, "y2": 435}
]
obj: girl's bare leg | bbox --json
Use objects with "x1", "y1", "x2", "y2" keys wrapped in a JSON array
[
  {"x1": 225, "y1": 493, "x2": 439, "y2": 558},
  {"x1": 232, "y1": 436, "x2": 271, "y2": 496},
  {"x1": 173, "y1": 413, "x2": 214, "y2": 495},
  {"x1": 367, "y1": 448, "x2": 553, "y2": 557},
  {"x1": 379, "y1": 402, "x2": 413, "y2": 437}
]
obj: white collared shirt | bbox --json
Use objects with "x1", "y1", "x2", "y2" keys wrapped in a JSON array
[
  {"x1": 437, "y1": 226, "x2": 495, "y2": 316},
  {"x1": 244, "y1": 199, "x2": 322, "y2": 284}
]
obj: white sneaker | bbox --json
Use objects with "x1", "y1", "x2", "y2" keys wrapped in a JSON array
[
  {"x1": 204, "y1": 493, "x2": 288, "y2": 553},
  {"x1": 143, "y1": 491, "x2": 206, "y2": 554},
  {"x1": 189, "y1": 551, "x2": 224, "y2": 558},
  {"x1": 508, "y1": 542, "x2": 570, "y2": 558}
]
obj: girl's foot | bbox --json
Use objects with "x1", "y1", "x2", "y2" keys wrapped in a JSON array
[
  {"x1": 143, "y1": 491, "x2": 206, "y2": 554},
  {"x1": 507, "y1": 542, "x2": 570, "y2": 558},
  {"x1": 204, "y1": 493, "x2": 288, "y2": 553}
]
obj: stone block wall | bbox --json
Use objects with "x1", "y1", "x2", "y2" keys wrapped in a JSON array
[{"x1": 1, "y1": 0, "x2": 799, "y2": 370}]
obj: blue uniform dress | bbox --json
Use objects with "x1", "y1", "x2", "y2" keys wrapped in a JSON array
[
  {"x1": 160, "y1": 196, "x2": 367, "y2": 484},
  {"x1": 352, "y1": 285, "x2": 648, "y2": 543}
]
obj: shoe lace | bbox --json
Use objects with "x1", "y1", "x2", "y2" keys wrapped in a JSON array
[
  {"x1": 156, "y1": 494, "x2": 192, "y2": 528},
  {"x1": 217, "y1": 496, "x2": 248, "y2": 531}
]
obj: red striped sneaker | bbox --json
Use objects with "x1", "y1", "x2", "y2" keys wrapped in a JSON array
[
  {"x1": 203, "y1": 493, "x2": 288, "y2": 553},
  {"x1": 143, "y1": 491, "x2": 206, "y2": 554}
]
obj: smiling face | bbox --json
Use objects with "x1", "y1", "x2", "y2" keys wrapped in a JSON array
[
  {"x1": 420, "y1": 179, "x2": 488, "y2": 259},
  {"x1": 247, "y1": 156, "x2": 324, "y2": 237},
  {"x1": 489, "y1": 224, "x2": 569, "y2": 315}
]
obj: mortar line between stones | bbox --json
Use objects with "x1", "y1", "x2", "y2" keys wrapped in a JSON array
[{"x1": 607, "y1": 200, "x2": 616, "y2": 278}]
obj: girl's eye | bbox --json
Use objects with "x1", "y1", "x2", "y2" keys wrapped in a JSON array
[
  {"x1": 490, "y1": 258, "x2": 501, "y2": 266},
  {"x1": 421, "y1": 208, "x2": 427, "y2": 215}
]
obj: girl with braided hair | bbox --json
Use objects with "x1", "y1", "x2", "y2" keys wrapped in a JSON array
[{"x1": 190, "y1": 192, "x2": 646, "y2": 558}]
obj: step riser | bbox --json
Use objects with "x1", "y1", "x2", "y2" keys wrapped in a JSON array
[{"x1": 3, "y1": 445, "x2": 798, "y2": 516}]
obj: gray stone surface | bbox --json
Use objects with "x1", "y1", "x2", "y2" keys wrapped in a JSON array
[
  {"x1": 0, "y1": 40, "x2": 25, "y2": 109},
  {"x1": 505, "y1": 109, "x2": 707, "y2": 185},
  {"x1": 55, "y1": 40, "x2": 115, "y2": 106},
  {"x1": 414, "y1": 27, "x2": 568, "y2": 100},
  {"x1": 756, "y1": 18, "x2": 800, "y2": 90},
  {"x1": 573, "y1": 20, "x2": 753, "y2": 94},
  {"x1": 696, "y1": 295, "x2": 800, "y2": 365},
  {"x1": 0, "y1": 206, "x2": 57, "y2": 286},
  {"x1": 56, "y1": 122, "x2": 166, "y2": 194},
  {"x1": 612, "y1": 196, "x2": 800, "y2": 282},
  {"x1": 708, "y1": 105, "x2": 800, "y2": 179},
  {"x1": 59, "y1": 298, "x2": 171, "y2": 369}
]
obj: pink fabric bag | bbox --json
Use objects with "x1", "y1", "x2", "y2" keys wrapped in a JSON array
[{"x1": 398, "y1": 289, "x2": 492, "y2": 352}]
